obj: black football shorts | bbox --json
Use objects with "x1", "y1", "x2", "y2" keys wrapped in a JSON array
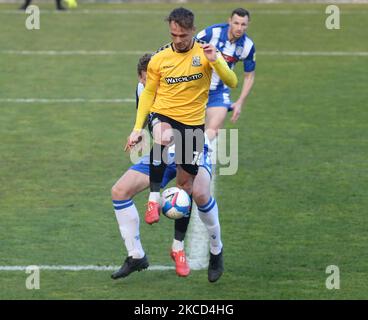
[{"x1": 148, "y1": 112, "x2": 204, "y2": 176}]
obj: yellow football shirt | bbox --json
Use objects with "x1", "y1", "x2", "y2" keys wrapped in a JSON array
[
  {"x1": 134, "y1": 40, "x2": 237, "y2": 130},
  {"x1": 148, "y1": 41, "x2": 211, "y2": 125}
]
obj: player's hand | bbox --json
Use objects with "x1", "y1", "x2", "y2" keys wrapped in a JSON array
[
  {"x1": 230, "y1": 101, "x2": 243, "y2": 123},
  {"x1": 201, "y1": 43, "x2": 217, "y2": 62},
  {"x1": 124, "y1": 130, "x2": 143, "y2": 152}
]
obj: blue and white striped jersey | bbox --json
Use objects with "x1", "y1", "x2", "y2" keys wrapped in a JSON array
[
  {"x1": 135, "y1": 82, "x2": 145, "y2": 109},
  {"x1": 196, "y1": 23, "x2": 256, "y2": 93}
]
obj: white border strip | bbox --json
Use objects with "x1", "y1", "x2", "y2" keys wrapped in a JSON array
[
  {"x1": 0, "y1": 265, "x2": 174, "y2": 271},
  {"x1": 1, "y1": 50, "x2": 367, "y2": 56}
]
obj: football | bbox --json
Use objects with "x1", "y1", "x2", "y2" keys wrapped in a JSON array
[{"x1": 161, "y1": 187, "x2": 191, "y2": 219}]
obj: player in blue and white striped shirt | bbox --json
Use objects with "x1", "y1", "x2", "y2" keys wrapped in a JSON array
[{"x1": 196, "y1": 8, "x2": 256, "y2": 140}]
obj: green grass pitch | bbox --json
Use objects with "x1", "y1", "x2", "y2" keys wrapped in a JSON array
[{"x1": 0, "y1": 2, "x2": 367, "y2": 299}]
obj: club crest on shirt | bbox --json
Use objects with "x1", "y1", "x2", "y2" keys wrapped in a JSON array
[
  {"x1": 235, "y1": 46, "x2": 243, "y2": 56},
  {"x1": 192, "y1": 56, "x2": 202, "y2": 67}
]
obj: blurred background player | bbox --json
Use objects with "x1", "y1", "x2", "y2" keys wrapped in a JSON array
[
  {"x1": 126, "y1": 8, "x2": 237, "y2": 234},
  {"x1": 135, "y1": 54, "x2": 150, "y2": 109},
  {"x1": 196, "y1": 8, "x2": 256, "y2": 141},
  {"x1": 111, "y1": 54, "x2": 224, "y2": 282},
  {"x1": 19, "y1": 0, "x2": 77, "y2": 10},
  {"x1": 64, "y1": 0, "x2": 77, "y2": 8}
]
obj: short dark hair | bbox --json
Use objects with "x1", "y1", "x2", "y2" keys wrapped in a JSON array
[
  {"x1": 166, "y1": 7, "x2": 195, "y2": 29},
  {"x1": 231, "y1": 8, "x2": 250, "y2": 19},
  {"x1": 137, "y1": 53, "x2": 151, "y2": 76}
]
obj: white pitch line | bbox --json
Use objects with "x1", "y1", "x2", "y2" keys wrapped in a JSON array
[
  {"x1": 0, "y1": 265, "x2": 174, "y2": 271},
  {"x1": 0, "y1": 50, "x2": 147, "y2": 56},
  {"x1": 0, "y1": 9, "x2": 169, "y2": 15},
  {"x1": 0, "y1": 98, "x2": 135, "y2": 103},
  {"x1": 258, "y1": 50, "x2": 368, "y2": 57},
  {"x1": 1, "y1": 9, "x2": 368, "y2": 15},
  {"x1": 1, "y1": 50, "x2": 368, "y2": 57}
]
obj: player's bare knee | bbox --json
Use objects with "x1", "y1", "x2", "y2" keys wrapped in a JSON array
[
  {"x1": 111, "y1": 184, "x2": 130, "y2": 200},
  {"x1": 111, "y1": 185, "x2": 120, "y2": 199},
  {"x1": 212, "y1": 127, "x2": 220, "y2": 138},
  {"x1": 153, "y1": 122, "x2": 173, "y2": 145},
  {"x1": 205, "y1": 128, "x2": 217, "y2": 141},
  {"x1": 153, "y1": 134, "x2": 172, "y2": 146},
  {"x1": 177, "y1": 181, "x2": 193, "y2": 196},
  {"x1": 205, "y1": 127, "x2": 219, "y2": 141},
  {"x1": 193, "y1": 189, "x2": 209, "y2": 207},
  {"x1": 161, "y1": 135, "x2": 173, "y2": 146}
]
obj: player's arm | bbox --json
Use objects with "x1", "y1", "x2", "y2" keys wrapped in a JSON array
[
  {"x1": 127, "y1": 62, "x2": 159, "y2": 150},
  {"x1": 126, "y1": 84, "x2": 156, "y2": 151},
  {"x1": 238, "y1": 71, "x2": 255, "y2": 102},
  {"x1": 230, "y1": 71, "x2": 255, "y2": 123},
  {"x1": 133, "y1": 81, "x2": 157, "y2": 131},
  {"x1": 135, "y1": 83, "x2": 149, "y2": 129},
  {"x1": 210, "y1": 55, "x2": 238, "y2": 88},
  {"x1": 202, "y1": 44, "x2": 238, "y2": 88},
  {"x1": 230, "y1": 46, "x2": 256, "y2": 123}
]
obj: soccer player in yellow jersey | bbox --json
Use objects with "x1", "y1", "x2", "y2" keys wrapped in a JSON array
[
  {"x1": 112, "y1": 54, "x2": 225, "y2": 281},
  {"x1": 127, "y1": 8, "x2": 237, "y2": 232}
]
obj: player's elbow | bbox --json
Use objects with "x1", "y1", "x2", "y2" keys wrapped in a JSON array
[{"x1": 245, "y1": 71, "x2": 255, "y2": 82}]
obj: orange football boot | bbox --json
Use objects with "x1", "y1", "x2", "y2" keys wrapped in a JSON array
[
  {"x1": 145, "y1": 201, "x2": 160, "y2": 225},
  {"x1": 170, "y1": 249, "x2": 190, "y2": 277}
]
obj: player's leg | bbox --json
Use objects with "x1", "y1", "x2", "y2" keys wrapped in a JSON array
[
  {"x1": 156, "y1": 159, "x2": 192, "y2": 277},
  {"x1": 169, "y1": 122, "x2": 204, "y2": 277},
  {"x1": 205, "y1": 107, "x2": 228, "y2": 141},
  {"x1": 205, "y1": 91, "x2": 233, "y2": 141},
  {"x1": 19, "y1": 0, "x2": 32, "y2": 10},
  {"x1": 146, "y1": 115, "x2": 173, "y2": 224},
  {"x1": 193, "y1": 167, "x2": 224, "y2": 282},
  {"x1": 55, "y1": 0, "x2": 66, "y2": 10},
  {"x1": 175, "y1": 166, "x2": 195, "y2": 243},
  {"x1": 112, "y1": 169, "x2": 149, "y2": 200},
  {"x1": 111, "y1": 168, "x2": 149, "y2": 279},
  {"x1": 169, "y1": 165, "x2": 195, "y2": 277}
]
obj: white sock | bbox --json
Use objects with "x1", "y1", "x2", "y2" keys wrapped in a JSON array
[
  {"x1": 197, "y1": 197, "x2": 223, "y2": 255},
  {"x1": 172, "y1": 239, "x2": 184, "y2": 252},
  {"x1": 113, "y1": 199, "x2": 145, "y2": 259},
  {"x1": 149, "y1": 192, "x2": 160, "y2": 203}
]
